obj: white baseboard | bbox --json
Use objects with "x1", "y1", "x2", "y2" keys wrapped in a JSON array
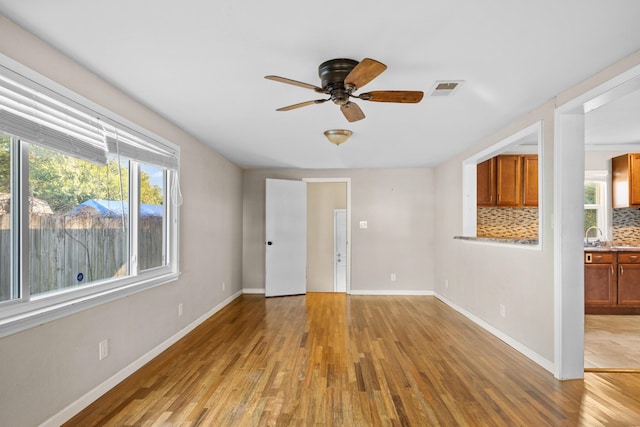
[
  {"x1": 42, "y1": 290, "x2": 243, "y2": 427},
  {"x1": 243, "y1": 288, "x2": 433, "y2": 296},
  {"x1": 349, "y1": 289, "x2": 434, "y2": 296},
  {"x1": 434, "y1": 292, "x2": 555, "y2": 374}
]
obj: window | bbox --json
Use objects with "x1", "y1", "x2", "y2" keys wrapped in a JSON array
[
  {"x1": 0, "y1": 65, "x2": 180, "y2": 336},
  {"x1": 139, "y1": 163, "x2": 165, "y2": 271},
  {"x1": 28, "y1": 145, "x2": 130, "y2": 296},
  {"x1": 584, "y1": 172, "x2": 607, "y2": 240}
]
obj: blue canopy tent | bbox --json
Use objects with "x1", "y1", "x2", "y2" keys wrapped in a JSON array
[{"x1": 68, "y1": 199, "x2": 163, "y2": 217}]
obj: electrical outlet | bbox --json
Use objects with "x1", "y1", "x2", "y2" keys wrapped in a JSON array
[
  {"x1": 391, "y1": 273, "x2": 397, "y2": 282},
  {"x1": 445, "y1": 279, "x2": 449, "y2": 288},
  {"x1": 99, "y1": 339, "x2": 109, "y2": 360},
  {"x1": 222, "y1": 281, "x2": 226, "y2": 291},
  {"x1": 178, "y1": 303, "x2": 183, "y2": 317},
  {"x1": 359, "y1": 221, "x2": 368, "y2": 229},
  {"x1": 500, "y1": 304, "x2": 506, "y2": 318}
]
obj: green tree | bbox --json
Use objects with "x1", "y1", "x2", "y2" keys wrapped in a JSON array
[
  {"x1": 28, "y1": 144, "x2": 162, "y2": 213},
  {"x1": 140, "y1": 169, "x2": 163, "y2": 205},
  {"x1": 0, "y1": 134, "x2": 10, "y2": 194}
]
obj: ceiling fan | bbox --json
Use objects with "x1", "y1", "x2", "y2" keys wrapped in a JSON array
[{"x1": 265, "y1": 58, "x2": 424, "y2": 122}]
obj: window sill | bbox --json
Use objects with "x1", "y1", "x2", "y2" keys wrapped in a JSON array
[{"x1": 0, "y1": 271, "x2": 179, "y2": 339}]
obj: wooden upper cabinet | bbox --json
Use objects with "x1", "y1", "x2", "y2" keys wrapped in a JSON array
[
  {"x1": 477, "y1": 158, "x2": 496, "y2": 206},
  {"x1": 496, "y1": 155, "x2": 522, "y2": 206},
  {"x1": 612, "y1": 153, "x2": 640, "y2": 208},
  {"x1": 522, "y1": 155, "x2": 538, "y2": 207},
  {"x1": 476, "y1": 154, "x2": 538, "y2": 208}
]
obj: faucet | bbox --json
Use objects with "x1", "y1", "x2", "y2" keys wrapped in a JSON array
[{"x1": 585, "y1": 226, "x2": 603, "y2": 246}]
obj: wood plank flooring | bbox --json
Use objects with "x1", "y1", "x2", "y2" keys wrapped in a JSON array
[
  {"x1": 585, "y1": 314, "x2": 640, "y2": 370},
  {"x1": 65, "y1": 294, "x2": 640, "y2": 426}
]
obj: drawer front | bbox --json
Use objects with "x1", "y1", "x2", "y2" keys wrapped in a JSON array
[
  {"x1": 585, "y1": 252, "x2": 615, "y2": 264},
  {"x1": 618, "y1": 253, "x2": 640, "y2": 263}
]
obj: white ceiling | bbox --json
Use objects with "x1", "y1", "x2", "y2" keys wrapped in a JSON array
[
  {"x1": 586, "y1": 88, "x2": 640, "y2": 146},
  {"x1": 1, "y1": 1, "x2": 639, "y2": 169}
]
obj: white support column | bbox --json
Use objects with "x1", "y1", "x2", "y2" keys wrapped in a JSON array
[{"x1": 554, "y1": 112, "x2": 585, "y2": 379}]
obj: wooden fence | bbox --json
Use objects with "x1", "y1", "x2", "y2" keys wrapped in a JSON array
[{"x1": 0, "y1": 213, "x2": 162, "y2": 300}]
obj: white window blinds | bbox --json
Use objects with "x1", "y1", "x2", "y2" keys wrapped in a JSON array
[
  {"x1": 0, "y1": 73, "x2": 108, "y2": 165},
  {"x1": 0, "y1": 67, "x2": 178, "y2": 170}
]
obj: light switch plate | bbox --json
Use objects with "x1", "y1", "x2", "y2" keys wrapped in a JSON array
[{"x1": 359, "y1": 221, "x2": 368, "y2": 229}]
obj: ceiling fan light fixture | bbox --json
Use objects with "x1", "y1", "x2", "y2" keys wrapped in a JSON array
[{"x1": 324, "y1": 129, "x2": 352, "y2": 146}]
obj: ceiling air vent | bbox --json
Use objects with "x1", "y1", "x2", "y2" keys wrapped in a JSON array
[{"x1": 429, "y1": 80, "x2": 464, "y2": 97}]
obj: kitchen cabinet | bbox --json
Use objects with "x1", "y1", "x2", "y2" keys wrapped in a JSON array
[
  {"x1": 584, "y1": 251, "x2": 617, "y2": 307},
  {"x1": 612, "y1": 153, "x2": 640, "y2": 208},
  {"x1": 585, "y1": 250, "x2": 640, "y2": 313},
  {"x1": 476, "y1": 154, "x2": 538, "y2": 207},
  {"x1": 617, "y1": 252, "x2": 640, "y2": 305},
  {"x1": 522, "y1": 155, "x2": 538, "y2": 207},
  {"x1": 477, "y1": 158, "x2": 496, "y2": 206},
  {"x1": 496, "y1": 155, "x2": 522, "y2": 206}
]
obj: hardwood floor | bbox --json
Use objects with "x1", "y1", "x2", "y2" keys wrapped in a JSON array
[
  {"x1": 65, "y1": 294, "x2": 640, "y2": 426},
  {"x1": 585, "y1": 315, "x2": 640, "y2": 370}
]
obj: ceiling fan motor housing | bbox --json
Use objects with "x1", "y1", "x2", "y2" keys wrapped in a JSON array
[
  {"x1": 318, "y1": 58, "x2": 358, "y2": 89},
  {"x1": 319, "y1": 58, "x2": 358, "y2": 105}
]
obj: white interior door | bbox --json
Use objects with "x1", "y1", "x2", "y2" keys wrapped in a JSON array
[
  {"x1": 334, "y1": 209, "x2": 347, "y2": 292},
  {"x1": 265, "y1": 178, "x2": 307, "y2": 297}
]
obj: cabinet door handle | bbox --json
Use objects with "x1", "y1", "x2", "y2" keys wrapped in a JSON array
[
  {"x1": 611, "y1": 265, "x2": 615, "y2": 275},
  {"x1": 631, "y1": 256, "x2": 638, "y2": 260},
  {"x1": 620, "y1": 265, "x2": 624, "y2": 275}
]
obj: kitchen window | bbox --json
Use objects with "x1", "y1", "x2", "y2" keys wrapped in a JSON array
[
  {"x1": 584, "y1": 172, "x2": 607, "y2": 240},
  {"x1": 0, "y1": 65, "x2": 180, "y2": 337}
]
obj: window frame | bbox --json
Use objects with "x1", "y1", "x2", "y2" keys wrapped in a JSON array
[
  {"x1": 0, "y1": 64, "x2": 180, "y2": 339},
  {"x1": 584, "y1": 171, "x2": 608, "y2": 241}
]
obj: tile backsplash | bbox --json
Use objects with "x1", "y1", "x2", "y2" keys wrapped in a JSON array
[
  {"x1": 477, "y1": 207, "x2": 538, "y2": 239},
  {"x1": 612, "y1": 208, "x2": 640, "y2": 245},
  {"x1": 477, "y1": 207, "x2": 640, "y2": 244}
]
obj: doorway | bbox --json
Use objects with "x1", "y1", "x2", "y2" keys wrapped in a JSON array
[
  {"x1": 555, "y1": 62, "x2": 640, "y2": 378},
  {"x1": 583, "y1": 83, "x2": 640, "y2": 371},
  {"x1": 305, "y1": 179, "x2": 350, "y2": 293}
]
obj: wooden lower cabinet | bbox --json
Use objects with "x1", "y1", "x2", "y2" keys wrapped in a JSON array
[
  {"x1": 585, "y1": 251, "x2": 640, "y2": 313},
  {"x1": 585, "y1": 252, "x2": 616, "y2": 307},
  {"x1": 618, "y1": 253, "x2": 640, "y2": 305}
]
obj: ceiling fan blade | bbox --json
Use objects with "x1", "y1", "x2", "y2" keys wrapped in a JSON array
[
  {"x1": 265, "y1": 75, "x2": 324, "y2": 92},
  {"x1": 344, "y1": 58, "x2": 387, "y2": 89},
  {"x1": 276, "y1": 99, "x2": 328, "y2": 111},
  {"x1": 359, "y1": 91, "x2": 424, "y2": 103},
  {"x1": 341, "y1": 102, "x2": 365, "y2": 122}
]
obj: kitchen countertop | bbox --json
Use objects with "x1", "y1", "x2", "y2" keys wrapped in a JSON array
[
  {"x1": 584, "y1": 245, "x2": 640, "y2": 252},
  {"x1": 454, "y1": 236, "x2": 539, "y2": 245}
]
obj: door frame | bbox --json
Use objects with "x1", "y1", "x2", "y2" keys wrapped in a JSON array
[
  {"x1": 334, "y1": 208, "x2": 347, "y2": 292},
  {"x1": 303, "y1": 177, "x2": 351, "y2": 294}
]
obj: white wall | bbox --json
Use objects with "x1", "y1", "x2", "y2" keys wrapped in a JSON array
[
  {"x1": 585, "y1": 150, "x2": 628, "y2": 171},
  {"x1": 243, "y1": 168, "x2": 435, "y2": 293},
  {"x1": 0, "y1": 17, "x2": 243, "y2": 426},
  {"x1": 435, "y1": 102, "x2": 556, "y2": 366}
]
